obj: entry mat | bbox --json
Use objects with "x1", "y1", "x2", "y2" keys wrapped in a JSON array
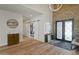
[{"x1": 50, "y1": 40, "x2": 72, "y2": 51}]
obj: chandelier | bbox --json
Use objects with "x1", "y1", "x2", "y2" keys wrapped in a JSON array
[{"x1": 49, "y1": 4, "x2": 63, "y2": 12}]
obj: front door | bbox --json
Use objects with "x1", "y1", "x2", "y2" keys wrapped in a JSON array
[{"x1": 56, "y1": 19, "x2": 73, "y2": 42}]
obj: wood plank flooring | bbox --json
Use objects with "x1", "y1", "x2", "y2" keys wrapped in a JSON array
[{"x1": 0, "y1": 37, "x2": 79, "y2": 55}]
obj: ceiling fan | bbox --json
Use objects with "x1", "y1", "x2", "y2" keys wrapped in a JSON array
[{"x1": 49, "y1": 4, "x2": 63, "y2": 12}]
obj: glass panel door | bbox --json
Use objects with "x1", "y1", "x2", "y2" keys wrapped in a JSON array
[
  {"x1": 57, "y1": 22, "x2": 63, "y2": 39},
  {"x1": 65, "y1": 21, "x2": 72, "y2": 41}
]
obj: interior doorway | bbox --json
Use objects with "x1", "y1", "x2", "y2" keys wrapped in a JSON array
[
  {"x1": 23, "y1": 20, "x2": 40, "y2": 39},
  {"x1": 56, "y1": 19, "x2": 74, "y2": 42}
]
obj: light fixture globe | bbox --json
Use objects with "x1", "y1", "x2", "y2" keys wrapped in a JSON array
[{"x1": 49, "y1": 4, "x2": 63, "y2": 12}]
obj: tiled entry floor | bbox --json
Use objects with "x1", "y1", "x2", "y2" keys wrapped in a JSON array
[{"x1": 49, "y1": 40, "x2": 72, "y2": 51}]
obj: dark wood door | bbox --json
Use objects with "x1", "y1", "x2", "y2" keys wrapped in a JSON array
[{"x1": 8, "y1": 33, "x2": 19, "y2": 46}]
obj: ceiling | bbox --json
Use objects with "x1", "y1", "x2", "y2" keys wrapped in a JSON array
[{"x1": 0, "y1": 4, "x2": 42, "y2": 19}]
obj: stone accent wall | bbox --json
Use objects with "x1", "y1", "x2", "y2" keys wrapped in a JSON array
[{"x1": 53, "y1": 4, "x2": 79, "y2": 39}]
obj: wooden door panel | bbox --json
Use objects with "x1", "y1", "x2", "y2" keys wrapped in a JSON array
[{"x1": 8, "y1": 33, "x2": 19, "y2": 46}]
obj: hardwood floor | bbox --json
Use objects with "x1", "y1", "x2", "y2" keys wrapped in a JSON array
[{"x1": 0, "y1": 37, "x2": 79, "y2": 55}]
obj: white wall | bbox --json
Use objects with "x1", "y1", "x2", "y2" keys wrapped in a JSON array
[
  {"x1": 0, "y1": 10, "x2": 23, "y2": 46},
  {"x1": 0, "y1": 4, "x2": 52, "y2": 46},
  {"x1": 23, "y1": 22, "x2": 30, "y2": 37},
  {"x1": 24, "y1": 4, "x2": 53, "y2": 42}
]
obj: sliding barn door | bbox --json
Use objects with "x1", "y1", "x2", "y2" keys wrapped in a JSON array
[
  {"x1": 33, "y1": 21, "x2": 39, "y2": 39},
  {"x1": 24, "y1": 23, "x2": 30, "y2": 37}
]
